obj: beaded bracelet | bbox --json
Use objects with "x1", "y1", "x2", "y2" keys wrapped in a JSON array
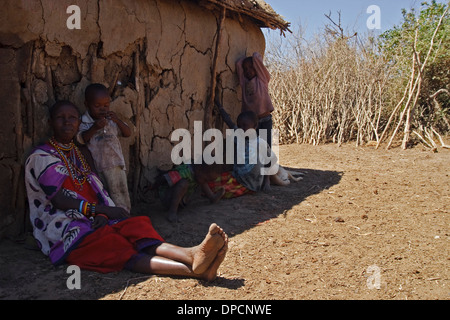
[
  {"x1": 90, "y1": 203, "x2": 96, "y2": 216},
  {"x1": 83, "y1": 201, "x2": 89, "y2": 216},
  {"x1": 78, "y1": 201, "x2": 98, "y2": 218},
  {"x1": 78, "y1": 200, "x2": 85, "y2": 213}
]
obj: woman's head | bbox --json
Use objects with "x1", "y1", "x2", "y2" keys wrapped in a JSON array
[{"x1": 48, "y1": 100, "x2": 81, "y2": 144}]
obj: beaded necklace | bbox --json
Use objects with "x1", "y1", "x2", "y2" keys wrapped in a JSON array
[{"x1": 49, "y1": 138, "x2": 92, "y2": 190}]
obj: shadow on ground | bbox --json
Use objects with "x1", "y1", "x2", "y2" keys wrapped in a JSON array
[{"x1": 0, "y1": 167, "x2": 341, "y2": 300}]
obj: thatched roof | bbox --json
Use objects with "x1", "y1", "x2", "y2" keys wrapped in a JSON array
[{"x1": 196, "y1": 0, "x2": 291, "y2": 34}]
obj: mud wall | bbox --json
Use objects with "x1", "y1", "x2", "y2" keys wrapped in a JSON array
[{"x1": 0, "y1": 0, "x2": 265, "y2": 238}]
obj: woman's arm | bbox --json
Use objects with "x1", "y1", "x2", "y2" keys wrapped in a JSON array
[{"x1": 51, "y1": 189, "x2": 130, "y2": 220}]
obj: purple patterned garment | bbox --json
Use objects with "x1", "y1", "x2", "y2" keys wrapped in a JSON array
[{"x1": 24, "y1": 142, "x2": 116, "y2": 266}]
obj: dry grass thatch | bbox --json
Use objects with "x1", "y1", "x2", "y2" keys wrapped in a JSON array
[{"x1": 196, "y1": 0, "x2": 291, "y2": 34}]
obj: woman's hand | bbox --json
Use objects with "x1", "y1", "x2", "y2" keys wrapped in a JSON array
[
  {"x1": 97, "y1": 204, "x2": 130, "y2": 220},
  {"x1": 92, "y1": 214, "x2": 108, "y2": 229}
]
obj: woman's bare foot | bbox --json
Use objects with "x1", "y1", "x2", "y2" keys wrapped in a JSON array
[
  {"x1": 202, "y1": 237, "x2": 228, "y2": 281},
  {"x1": 192, "y1": 223, "x2": 226, "y2": 274}
]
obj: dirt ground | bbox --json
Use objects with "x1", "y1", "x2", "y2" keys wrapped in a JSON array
[{"x1": 0, "y1": 143, "x2": 448, "y2": 300}]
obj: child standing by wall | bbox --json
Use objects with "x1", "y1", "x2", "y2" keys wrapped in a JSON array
[
  {"x1": 76, "y1": 83, "x2": 132, "y2": 212},
  {"x1": 236, "y1": 52, "x2": 274, "y2": 148}
]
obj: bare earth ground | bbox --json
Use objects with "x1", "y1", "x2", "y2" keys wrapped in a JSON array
[{"x1": 0, "y1": 143, "x2": 448, "y2": 300}]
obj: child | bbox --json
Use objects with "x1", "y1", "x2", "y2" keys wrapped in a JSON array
[
  {"x1": 76, "y1": 83, "x2": 132, "y2": 212},
  {"x1": 215, "y1": 103, "x2": 277, "y2": 193},
  {"x1": 236, "y1": 52, "x2": 274, "y2": 148},
  {"x1": 153, "y1": 163, "x2": 225, "y2": 222}
]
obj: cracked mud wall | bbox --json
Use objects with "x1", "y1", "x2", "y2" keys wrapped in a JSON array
[{"x1": 0, "y1": 0, "x2": 266, "y2": 238}]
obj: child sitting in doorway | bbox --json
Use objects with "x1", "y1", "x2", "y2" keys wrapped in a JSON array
[
  {"x1": 153, "y1": 163, "x2": 226, "y2": 223},
  {"x1": 213, "y1": 103, "x2": 277, "y2": 194},
  {"x1": 76, "y1": 83, "x2": 132, "y2": 212}
]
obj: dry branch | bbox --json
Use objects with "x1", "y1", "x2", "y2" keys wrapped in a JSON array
[
  {"x1": 430, "y1": 89, "x2": 450, "y2": 129},
  {"x1": 384, "y1": 6, "x2": 449, "y2": 150}
]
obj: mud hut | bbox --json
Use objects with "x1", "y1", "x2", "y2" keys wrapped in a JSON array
[{"x1": 0, "y1": 0, "x2": 289, "y2": 238}]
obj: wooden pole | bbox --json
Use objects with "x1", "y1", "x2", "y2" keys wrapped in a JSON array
[
  {"x1": 133, "y1": 42, "x2": 142, "y2": 205},
  {"x1": 204, "y1": 6, "x2": 226, "y2": 131}
]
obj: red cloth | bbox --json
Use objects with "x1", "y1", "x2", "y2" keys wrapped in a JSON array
[
  {"x1": 62, "y1": 174, "x2": 98, "y2": 204},
  {"x1": 66, "y1": 216, "x2": 164, "y2": 273}
]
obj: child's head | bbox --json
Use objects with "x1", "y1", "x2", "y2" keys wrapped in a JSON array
[
  {"x1": 84, "y1": 83, "x2": 111, "y2": 120},
  {"x1": 242, "y1": 56, "x2": 256, "y2": 80},
  {"x1": 237, "y1": 111, "x2": 258, "y2": 132}
]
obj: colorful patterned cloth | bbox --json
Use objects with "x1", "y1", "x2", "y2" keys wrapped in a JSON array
[
  {"x1": 25, "y1": 142, "x2": 163, "y2": 270},
  {"x1": 207, "y1": 172, "x2": 251, "y2": 199},
  {"x1": 158, "y1": 164, "x2": 198, "y2": 200}
]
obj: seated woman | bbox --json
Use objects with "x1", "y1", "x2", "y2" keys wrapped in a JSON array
[{"x1": 25, "y1": 100, "x2": 228, "y2": 280}]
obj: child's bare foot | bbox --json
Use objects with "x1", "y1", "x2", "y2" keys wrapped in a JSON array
[
  {"x1": 192, "y1": 223, "x2": 226, "y2": 274},
  {"x1": 210, "y1": 187, "x2": 225, "y2": 204},
  {"x1": 202, "y1": 237, "x2": 228, "y2": 281}
]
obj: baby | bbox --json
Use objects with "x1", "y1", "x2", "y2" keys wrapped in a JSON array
[{"x1": 76, "y1": 83, "x2": 132, "y2": 212}]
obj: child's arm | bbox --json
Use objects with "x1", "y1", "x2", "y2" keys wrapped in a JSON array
[
  {"x1": 251, "y1": 52, "x2": 271, "y2": 84},
  {"x1": 235, "y1": 56, "x2": 246, "y2": 86},
  {"x1": 215, "y1": 100, "x2": 237, "y2": 129},
  {"x1": 107, "y1": 111, "x2": 131, "y2": 137},
  {"x1": 79, "y1": 118, "x2": 107, "y2": 144}
]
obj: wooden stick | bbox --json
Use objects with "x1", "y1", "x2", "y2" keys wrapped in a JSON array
[
  {"x1": 430, "y1": 89, "x2": 450, "y2": 129},
  {"x1": 385, "y1": 52, "x2": 417, "y2": 150},
  {"x1": 133, "y1": 43, "x2": 142, "y2": 204},
  {"x1": 204, "y1": 6, "x2": 226, "y2": 131},
  {"x1": 431, "y1": 126, "x2": 450, "y2": 149},
  {"x1": 413, "y1": 130, "x2": 433, "y2": 149}
]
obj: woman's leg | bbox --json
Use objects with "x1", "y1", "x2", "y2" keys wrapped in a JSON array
[
  {"x1": 143, "y1": 223, "x2": 228, "y2": 275},
  {"x1": 132, "y1": 239, "x2": 228, "y2": 281},
  {"x1": 131, "y1": 254, "x2": 199, "y2": 278}
]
